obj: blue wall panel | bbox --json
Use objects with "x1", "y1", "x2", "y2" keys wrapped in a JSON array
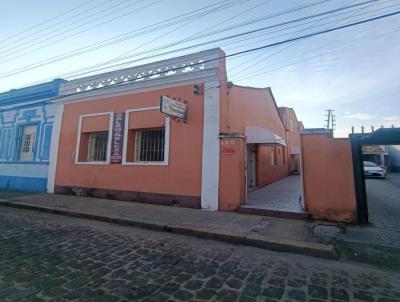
[{"x1": 0, "y1": 175, "x2": 47, "y2": 192}]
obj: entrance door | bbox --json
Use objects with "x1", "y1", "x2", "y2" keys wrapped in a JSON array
[{"x1": 247, "y1": 144, "x2": 256, "y2": 187}]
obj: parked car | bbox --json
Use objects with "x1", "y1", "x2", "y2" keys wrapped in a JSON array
[{"x1": 363, "y1": 161, "x2": 387, "y2": 178}]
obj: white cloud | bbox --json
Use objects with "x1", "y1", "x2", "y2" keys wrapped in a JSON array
[
  {"x1": 345, "y1": 113, "x2": 375, "y2": 120},
  {"x1": 383, "y1": 116, "x2": 400, "y2": 121},
  {"x1": 334, "y1": 128, "x2": 351, "y2": 138},
  {"x1": 345, "y1": 110, "x2": 351, "y2": 115}
]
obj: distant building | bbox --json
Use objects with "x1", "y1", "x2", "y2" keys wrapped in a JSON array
[
  {"x1": 0, "y1": 79, "x2": 65, "y2": 192},
  {"x1": 362, "y1": 145, "x2": 389, "y2": 169},
  {"x1": 278, "y1": 107, "x2": 304, "y2": 174}
]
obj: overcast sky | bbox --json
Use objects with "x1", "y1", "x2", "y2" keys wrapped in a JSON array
[{"x1": 0, "y1": 0, "x2": 399, "y2": 137}]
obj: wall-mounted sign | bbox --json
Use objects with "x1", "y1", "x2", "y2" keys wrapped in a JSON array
[
  {"x1": 110, "y1": 112, "x2": 125, "y2": 164},
  {"x1": 221, "y1": 140, "x2": 236, "y2": 146},
  {"x1": 160, "y1": 96, "x2": 187, "y2": 120},
  {"x1": 222, "y1": 147, "x2": 235, "y2": 155}
]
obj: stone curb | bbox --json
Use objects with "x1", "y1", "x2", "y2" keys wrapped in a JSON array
[{"x1": 0, "y1": 201, "x2": 337, "y2": 260}]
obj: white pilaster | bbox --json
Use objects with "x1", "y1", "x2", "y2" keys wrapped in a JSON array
[
  {"x1": 201, "y1": 80, "x2": 220, "y2": 210},
  {"x1": 46, "y1": 104, "x2": 64, "y2": 193}
]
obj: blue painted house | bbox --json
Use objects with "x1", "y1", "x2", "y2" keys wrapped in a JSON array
[{"x1": 0, "y1": 79, "x2": 65, "y2": 192}]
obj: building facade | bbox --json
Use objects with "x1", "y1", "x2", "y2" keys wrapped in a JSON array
[
  {"x1": 278, "y1": 107, "x2": 303, "y2": 174},
  {"x1": 0, "y1": 79, "x2": 65, "y2": 192},
  {"x1": 362, "y1": 145, "x2": 390, "y2": 170},
  {"x1": 46, "y1": 48, "x2": 297, "y2": 211}
]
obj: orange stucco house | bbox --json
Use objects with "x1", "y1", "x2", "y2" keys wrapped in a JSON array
[{"x1": 47, "y1": 48, "x2": 297, "y2": 211}]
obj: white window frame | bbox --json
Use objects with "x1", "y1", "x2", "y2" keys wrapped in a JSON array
[
  {"x1": 0, "y1": 127, "x2": 13, "y2": 162},
  {"x1": 16, "y1": 124, "x2": 38, "y2": 162},
  {"x1": 75, "y1": 112, "x2": 113, "y2": 165},
  {"x1": 122, "y1": 106, "x2": 170, "y2": 166},
  {"x1": 40, "y1": 123, "x2": 53, "y2": 161}
]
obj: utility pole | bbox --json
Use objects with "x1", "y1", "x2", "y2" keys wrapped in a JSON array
[
  {"x1": 325, "y1": 109, "x2": 336, "y2": 133},
  {"x1": 325, "y1": 109, "x2": 331, "y2": 129}
]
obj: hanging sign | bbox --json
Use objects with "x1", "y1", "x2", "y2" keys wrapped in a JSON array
[
  {"x1": 160, "y1": 96, "x2": 187, "y2": 120},
  {"x1": 110, "y1": 112, "x2": 125, "y2": 163}
]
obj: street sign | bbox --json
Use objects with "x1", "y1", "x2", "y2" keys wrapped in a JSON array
[{"x1": 160, "y1": 96, "x2": 187, "y2": 120}]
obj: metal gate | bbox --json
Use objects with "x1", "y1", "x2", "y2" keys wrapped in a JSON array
[{"x1": 350, "y1": 128, "x2": 400, "y2": 223}]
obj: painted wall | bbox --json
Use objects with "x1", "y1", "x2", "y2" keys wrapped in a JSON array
[
  {"x1": 301, "y1": 133, "x2": 357, "y2": 222},
  {"x1": 225, "y1": 85, "x2": 289, "y2": 187},
  {"x1": 54, "y1": 84, "x2": 205, "y2": 203},
  {"x1": 221, "y1": 86, "x2": 286, "y2": 136},
  {"x1": 218, "y1": 137, "x2": 246, "y2": 211},
  {"x1": 256, "y1": 144, "x2": 288, "y2": 186},
  {"x1": 0, "y1": 80, "x2": 63, "y2": 192},
  {"x1": 218, "y1": 85, "x2": 289, "y2": 211},
  {"x1": 278, "y1": 107, "x2": 303, "y2": 173}
]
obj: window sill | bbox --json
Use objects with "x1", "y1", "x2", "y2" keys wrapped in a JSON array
[
  {"x1": 122, "y1": 161, "x2": 168, "y2": 166},
  {"x1": 75, "y1": 161, "x2": 109, "y2": 165}
]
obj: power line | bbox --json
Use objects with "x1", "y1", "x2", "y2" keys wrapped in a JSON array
[
  {"x1": 103, "y1": 0, "x2": 327, "y2": 66},
  {"x1": 81, "y1": 0, "x2": 254, "y2": 70},
  {"x1": 0, "y1": 0, "x2": 239, "y2": 77},
  {"x1": 0, "y1": 0, "x2": 130, "y2": 51},
  {"x1": 0, "y1": 0, "x2": 246, "y2": 69},
  {"x1": 68, "y1": 0, "x2": 336, "y2": 76},
  {"x1": 56, "y1": 0, "x2": 383, "y2": 81},
  {"x1": 228, "y1": 0, "x2": 364, "y2": 74},
  {"x1": 101, "y1": 0, "x2": 268, "y2": 68},
  {"x1": 0, "y1": 0, "x2": 165, "y2": 64},
  {"x1": 229, "y1": 0, "x2": 396, "y2": 77},
  {"x1": 51, "y1": 9, "x2": 400, "y2": 100},
  {"x1": 0, "y1": 0, "x2": 95, "y2": 46},
  {"x1": 232, "y1": 31, "x2": 400, "y2": 82},
  {"x1": 232, "y1": 12, "x2": 400, "y2": 82},
  {"x1": 0, "y1": 0, "x2": 250, "y2": 78},
  {"x1": 0, "y1": 0, "x2": 334, "y2": 80}
]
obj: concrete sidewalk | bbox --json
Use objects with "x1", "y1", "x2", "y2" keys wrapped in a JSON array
[
  {"x1": 238, "y1": 175, "x2": 307, "y2": 219},
  {"x1": 0, "y1": 191, "x2": 336, "y2": 259}
]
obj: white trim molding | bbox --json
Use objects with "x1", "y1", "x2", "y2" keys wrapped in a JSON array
[
  {"x1": 122, "y1": 106, "x2": 170, "y2": 166},
  {"x1": 201, "y1": 80, "x2": 220, "y2": 210},
  {"x1": 59, "y1": 48, "x2": 222, "y2": 96},
  {"x1": 46, "y1": 104, "x2": 64, "y2": 193},
  {"x1": 74, "y1": 112, "x2": 113, "y2": 165},
  {"x1": 53, "y1": 48, "x2": 225, "y2": 106}
]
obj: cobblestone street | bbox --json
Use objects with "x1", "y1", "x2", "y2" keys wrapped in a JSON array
[{"x1": 0, "y1": 207, "x2": 399, "y2": 302}]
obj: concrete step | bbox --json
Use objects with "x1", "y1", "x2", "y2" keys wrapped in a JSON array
[{"x1": 237, "y1": 206, "x2": 310, "y2": 220}]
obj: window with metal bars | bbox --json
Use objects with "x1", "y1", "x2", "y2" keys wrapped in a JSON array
[
  {"x1": 87, "y1": 132, "x2": 108, "y2": 162},
  {"x1": 134, "y1": 128, "x2": 165, "y2": 162},
  {"x1": 16, "y1": 124, "x2": 37, "y2": 161}
]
